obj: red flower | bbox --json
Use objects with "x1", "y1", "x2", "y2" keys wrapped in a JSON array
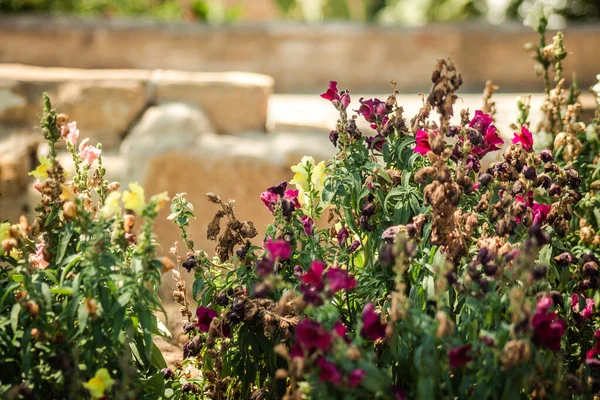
[
  {"x1": 448, "y1": 344, "x2": 473, "y2": 369},
  {"x1": 348, "y1": 368, "x2": 366, "y2": 388},
  {"x1": 296, "y1": 319, "x2": 332, "y2": 351},
  {"x1": 360, "y1": 303, "x2": 387, "y2": 341},
  {"x1": 414, "y1": 129, "x2": 437, "y2": 155},
  {"x1": 326, "y1": 267, "x2": 357, "y2": 294},
  {"x1": 196, "y1": 306, "x2": 218, "y2": 333},
  {"x1": 332, "y1": 321, "x2": 351, "y2": 343},
  {"x1": 512, "y1": 126, "x2": 534, "y2": 152},
  {"x1": 301, "y1": 261, "x2": 325, "y2": 291},
  {"x1": 316, "y1": 356, "x2": 342, "y2": 385}
]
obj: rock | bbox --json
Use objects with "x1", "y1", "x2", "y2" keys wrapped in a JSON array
[
  {"x1": 152, "y1": 70, "x2": 273, "y2": 135},
  {"x1": 120, "y1": 103, "x2": 214, "y2": 182}
]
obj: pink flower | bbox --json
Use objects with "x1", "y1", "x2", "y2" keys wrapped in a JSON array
[
  {"x1": 348, "y1": 369, "x2": 366, "y2": 388},
  {"x1": 296, "y1": 319, "x2": 332, "y2": 351},
  {"x1": 326, "y1": 267, "x2": 356, "y2": 294},
  {"x1": 316, "y1": 357, "x2": 342, "y2": 385},
  {"x1": 62, "y1": 121, "x2": 79, "y2": 147},
  {"x1": 414, "y1": 129, "x2": 434, "y2": 155},
  {"x1": 360, "y1": 303, "x2": 387, "y2": 341},
  {"x1": 29, "y1": 238, "x2": 50, "y2": 269},
  {"x1": 301, "y1": 261, "x2": 325, "y2": 291},
  {"x1": 512, "y1": 126, "x2": 534, "y2": 152},
  {"x1": 300, "y1": 216, "x2": 314, "y2": 236},
  {"x1": 572, "y1": 294, "x2": 594, "y2": 320},
  {"x1": 283, "y1": 189, "x2": 300, "y2": 209},
  {"x1": 448, "y1": 345, "x2": 473, "y2": 369},
  {"x1": 33, "y1": 180, "x2": 42, "y2": 193},
  {"x1": 264, "y1": 238, "x2": 291, "y2": 261},
  {"x1": 332, "y1": 321, "x2": 351, "y2": 343},
  {"x1": 78, "y1": 138, "x2": 101, "y2": 166},
  {"x1": 260, "y1": 191, "x2": 279, "y2": 213},
  {"x1": 532, "y1": 202, "x2": 551, "y2": 225},
  {"x1": 536, "y1": 296, "x2": 553, "y2": 314},
  {"x1": 195, "y1": 306, "x2": 218, "y2": 333},
  {"x1": 468, "y1": 110, "x2": 504, "y2": 157}
]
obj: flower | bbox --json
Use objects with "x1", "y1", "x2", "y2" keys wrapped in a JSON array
[
  {"x1": 83, "y1": 368, "x2": 114, "y2": 399},
  {"x1": 101, "y1": 191, "x2": 121, "y2": 217},
  {"x1": 512, "y1": 126, "x2": 534, "y2": 152},
  {"x1": 195, "y1": 306, "x2": 218, "y2": 333},
  {"x1": 326, "y1": 268, "x2": 356, "y2": 294},
  {"x1": 532, "y1": 202, "x2": 551, "y2": 225},
  {"x1": 356, "y1": 98, "x2": 386, "y2": 124},
  {"x1": 360, "y1": 303, "x2": 387, "y2": 341},
  {"x1": 348, "y1": 369, "x2": 366, "y2": 388},
  {"x1": 414, "y1": 129, "x2": 433, "y2": 155},
  {"x1": 300, "y1": 215, "x2": 314, "y2": 236},
  {"x1": 532, "y1": 297, "x2": 566, "y2": 353},
  {"x1": 316, "y1": 356, "x2": 342, "y2": 385},
  {"x1": 301, "y1": 261, "x2": 325, "y2": 291},
  {"x1": 62, "y1": 121, "x2": 79, "y2": 147},
  {"x1": 122, "y1": 182, "x2": 146, "y2": 214},
  {"x1": 79, "y1": 138, "x2": 102, "y2": 166},
  {"x1": 332, "y1": 321, "x2": 350, "y2": 343},
  {"x1": 283, "y1": 189, "x2": 301, "y2": 209},
  {"x1": 296, "y1": 318, "x2": 332, "y2": 351},
  {"x1": 448, "y1": 345, "x2": 473, "y2": 369},
  {"x1": 320, "y1": 81, "x2": 350, "y2": 109},
  {"x1": 468, "y1": 110, "x2": 504, "y2": 156},
  {"x1": 0, "y1": 222, "x2": 10, "y2": 256},
  {"x1": 29, "y1": 237, "x2": 49, "y2": 269},
  {"x1": 267, "y1": 181, "x2": 287, "y2": 197},
  {"x1": 265, "y1": 238, "x2": 291, "y2": 261},
  {"x1": 260, "y1": 191, "x2": 279, "y2": 213},
  {"x1": 337, "y1": 227, "x2": 349, "y2": 247},
  {"x1": 571, "y1": 294, "x2": 594, "y2": 320},
  {"x1": 28, "y1": 156, "x2": 53, "y2": 180}
]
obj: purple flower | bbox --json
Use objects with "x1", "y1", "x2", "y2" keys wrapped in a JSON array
[
  {"x1": 366, "y1": 134, "x2": 386, "y2": 152},
  {"x1": 260, "y1": 191, "x2": 279, "y2": 213},
  {"x1": 267, "y1": 181, "x2": 287, "y2": 197},
  {"x1": 296, "y1": 319, "x2": 332, "y2": 351},
  {"x1": 356, "y1": 98, "x2": 386, "y2": 124},
  {"x1": 300, "y1": 284, "x2": 323, "y2": 306},
  {"x1": 414, "y1": 129, "x2": 433, "y2": 155},
  {"x1": 329, "y1": 130, "x2": 339, "y2": 147},
  {"x1": 300, "y1": 215, "x2": 314, "y2": 236},
  {"x1": 337, "y1": 227, "x2": 349, "y2": 247},
  {"x1": 301, "y1": 261, "x2": 325, "y2": 291},
  {"x1": 196, "y1": 306, "x2": 218, "y2": 333},
  {"x1": 360, "y1": 303, "x2": 387, "y2": 341},
  {"x1": 255, "y1": 258, "x2": 274, "y2": 277},
  {"x1": 512, "y1": 126, "x2": 534, "y2": 152},
  {"x1": 448, "y1": 344, "x2": 473, "y2": 369},
  {"x1": 265, "y1": 238, "x2": 291, "y2": 261},
  {"x1": 316, "y1": 357, "x2": 342, "y2": 385},
  {"x1": 348, "y1": 240, "x2": 360, "y2": 253},
  {"x1": 348, "y1": 369, "x2": 366, "y2": 388},
  {"x1": 326, "y1": 268, "x2": 356, "y2": 294}
]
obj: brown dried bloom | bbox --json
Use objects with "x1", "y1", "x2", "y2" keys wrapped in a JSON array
[{"x1": 500, "y1": 340, "x2": 531, "y2": 368}]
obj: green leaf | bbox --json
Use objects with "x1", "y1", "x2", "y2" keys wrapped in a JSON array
[
  {"x1": 41, "y1": 283, "x2": 52, "y2": 306},
  {"x1": 55, "y1": 225, "x2": 73, "y2": 264},
  {"x1": 10, "y1": 274, "x2": 23, "y2": 283},
  {"x1": 192, "y1": 277, "x2": 205, "y2": 301},
  {"x1": 10, "y1": 303, "x2": 21, "y2": 334},
  {"x1": 150, "y1": 342, "x2": 167, "y2": 370},
  {"x1": 77, "y1": 301, "x2": 89, "y2": 335}
]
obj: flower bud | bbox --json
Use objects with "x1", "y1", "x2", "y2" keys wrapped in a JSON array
[
  {"x1": 539, "y1": 149, "x2": 553, "y2": 163},
  {"x1": 107, "y1": 181, "x2": 121, "y2": 192},
  {"x1": 26, "y1": 300, "x2": 39, "y2": 317},
  {"x1": 583, "y1": 261, "x2": 599, "y2": 277},
  {"x1": 522, "y1": 165, "x2": 537, "y2": 180},
  {"x1": 62, "y1": 201, "x2": 77, "y2": 219},
  {"x1": 555, "y1": 252, "x2": 576, "y2": 266}
]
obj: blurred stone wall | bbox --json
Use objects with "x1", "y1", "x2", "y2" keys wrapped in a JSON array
[{"x1": 1, "y1": 15, "x2": 599, "y2": 93}]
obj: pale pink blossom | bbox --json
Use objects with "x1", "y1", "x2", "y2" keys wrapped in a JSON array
[
  {"x1": 79, "y1": 138, "x2": 101, "y2": 166},
  {"x1": 33, "y1": 180, "x2": 42, "y2": 193},
  {"x1": 29, "y1": 238, "x2": 50, "y2": 269},
  {"x1": 64, "y1": 121, "x2": 79, "y2": 147}
]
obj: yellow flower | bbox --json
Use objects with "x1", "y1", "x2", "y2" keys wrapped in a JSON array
[
  {"x1": 28, "y1": 156, "x2": 52, "y2": 180},
  {"x1": 59, "y1": 185, "x2": 74, "y2": 202},
  {"x1": 150, "y1": 191, "x2": 170, "y2": 212},
  {"x1": 311, "y1": 160, "x2": 326, "y2": 191},
  {"x1": 0, "y1": 222, "x2": 9, "y2": 256},
  {"x1": 83, "y1": 368, "x2": 114, "y2": 399},
  {"x1": 290, "y1": 157, "x2": 313, "y2": 192},
  {"x1": 9, "y1": 248, "x2": 21, "y2": 260},
  {"x1": 101, "y1": 191, "x2": 121, "y2": 217},
  {"x1": 122, "y1": 182, "x2": 145, "y2": 215}
]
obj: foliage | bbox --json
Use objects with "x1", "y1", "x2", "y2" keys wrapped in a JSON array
[
  {"x1": 0, "y1": 95, "x2": 172, "y2": 398},
  {"x1": 166, "y1": 18, "x2": 600, "y2": 400}
]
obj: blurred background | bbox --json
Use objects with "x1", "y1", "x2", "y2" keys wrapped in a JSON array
[{"x1": 1, "y1": 0, "x2": 599, "y2": 358}]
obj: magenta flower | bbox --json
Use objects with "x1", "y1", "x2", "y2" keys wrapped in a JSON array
[
  {"x1": 332, "y1": 321, "x2": 351, "y2": 343},
  {"x1": 348, "y1": 368, "x2": 366, "y2": 388},
  {"x1": 512, "y1": 126, "x2": 534, "y2": 152},
  {"x1": 296, "y1": 319, "x2": 332, "y2": 351},
  {"x1": 448, "y1": 344, "x2": 473, "y2": 369},
  {"x1": 326, "y1": 267, "x2": 356, "y2": 294},
  {"x1": 267, "y1": 181, "x2": 287, "y2": 197},
  {"x1": 532, "y1": 202, "x2": 551, "y2": 225},
  {"x1": 320, "y1": 81, "x2": 350, "y2": 109},
  {"x1": 316, "y1": 356, "x2": 342, "y2": 385},
  {"x1": 360, "y1": 303, "x2": 387, "y2": 341},
  {"x1": 414, "y1": 129, "x2": 434, "y2": 155},
  {"x1": 196, "y1": 306, "x2": 218, "y2": 333},
  {"x1": 301, "y1": 261, "x2": 325, "y2": 291},
  {"x1": 283, "y1": 189, "x2": 301, "y2": 209},
  {"x1": 572, "y1": 294, "x2": 594, "y2": 320},
  {"x1": 79, "y1": 138, "x2": 101, "y2": 166},
  {"x1": 290, "y1": 343, "x2": 303, "y2": 359},
  {"x1": 468, "y1": 110, "x2": 504, "y2": 156},
  {"x1": 260, "y1": 191, "x2": 279, "y2": 213},
  {"x1": 265, "y1": 238, "x2": 291, "y2": 261},
  {"x1": 532, "y1": 297, "x2": 566, "y2": 353},
  {"x1": 300, "y1": 215, "x2": 314, "y2": 236}
]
